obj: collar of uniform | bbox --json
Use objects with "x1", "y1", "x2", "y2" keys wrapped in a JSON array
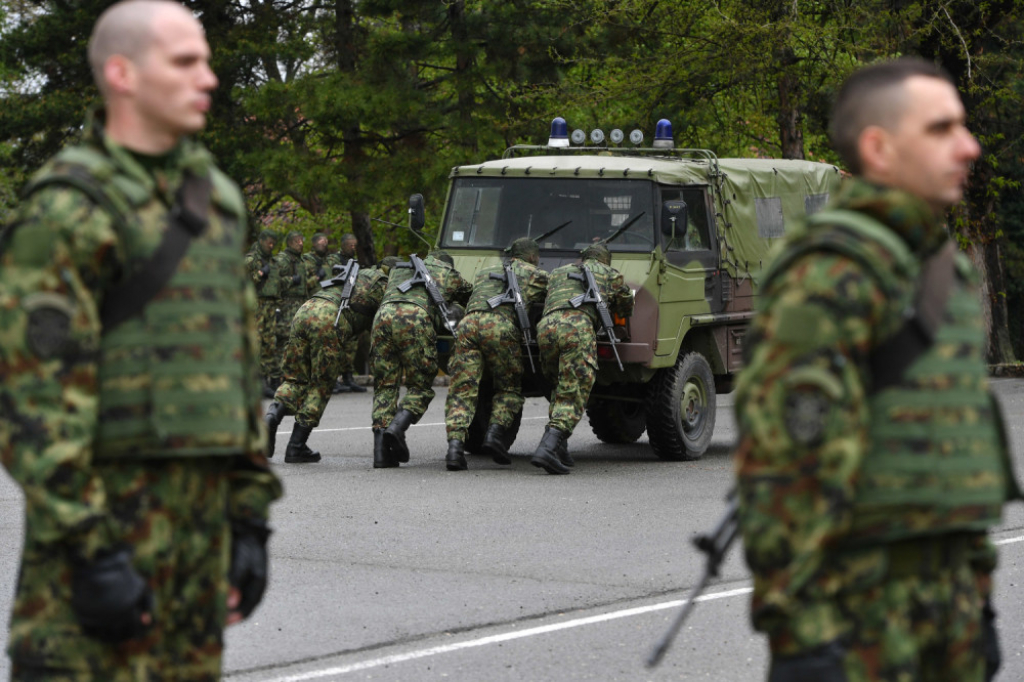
[
  {"x1": 286, "y1": 247, "x2": 302, "y2": 257},
  {"x1": 834, "y1": 178, "x2": 947, "y2": 256}
]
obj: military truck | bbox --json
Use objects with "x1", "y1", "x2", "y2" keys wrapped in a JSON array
[{"x1": 414, "y1": 118, "x2": 842, "y2": 460}]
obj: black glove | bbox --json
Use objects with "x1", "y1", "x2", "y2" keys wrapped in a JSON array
[
  {"x1": 983, "y1": 600, "x2": 1001, "y2": 681},
  {"x1": 291, "y1": 273, "x2": 302, "y2": 285},
  {"x1": 229, "y1": 519, "x2": 272, "y2": 619},
  {"x1": 317, "y1": 268, "x2": 326, "y2": 279},
  {"x1": 769, "y1": 641, "x2": 848, "y2": 682},
  {"x1": 70, "y1": 546, "x2": 153, "y2": 643}
]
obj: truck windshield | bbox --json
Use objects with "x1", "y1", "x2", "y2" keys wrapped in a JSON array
[{"x1": 440, "y1": 177, "x2": 656, "y2": 252}]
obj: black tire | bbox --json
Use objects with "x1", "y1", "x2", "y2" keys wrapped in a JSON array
[
  {"x1": 645, "y1": 352, "x2": 716, "y2": 461},
  {"x1": 586, "y1": 397, "x2": 646, "y2": 444},
  {"x1": 464, "y1": 383, "x2": 523, "y2": 454}
]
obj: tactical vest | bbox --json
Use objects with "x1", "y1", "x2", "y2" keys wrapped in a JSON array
[
  {"x1": 34, "y1": 143, "x2": 255, "y2": 460},
  {"x1": 382, "y1": 257, "x2": 448, "y2": 311},
  {"x1": 765, "y1": 208, "x2": 1010, "y2": 542},
  {"x1": 542, "y1": 260, "x2": 616, "y2": 327},
  {"x1": 312, "y1": 267, "x2": 388, "y2": 335},
  {"x1": 465, "y1": 260, "x2": 531, "y2": 323}
]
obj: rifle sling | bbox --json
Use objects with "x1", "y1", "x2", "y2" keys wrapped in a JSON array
[{"x1": 867, "y1": 240, "x2": 957, "y2": 395}]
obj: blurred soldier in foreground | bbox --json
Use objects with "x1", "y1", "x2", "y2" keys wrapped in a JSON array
[
  {"x1": 0, "y1": 1, "x2": 282, "y2": 679},
  {"x1": 733, "y1": 57, "x2": 1019, "y2": 682},
  {"x1": 327, "y1": 232, "x2": 367, "y2": 393},
  {"x1": 532, "y1": 244, "x2": 633, "y2": 474},
  {"x1": 371, "y1": 250, "x2": 471, "y2": 468},
  {"x1": 443, "y1": 238, "x2": 548, "y2": 470},
  {"x1": 264, "y1": 257, "x2": 397, "y2": 463},
  {"x1": 246, "y1": 229, "x2": 282, "y2": 397}
]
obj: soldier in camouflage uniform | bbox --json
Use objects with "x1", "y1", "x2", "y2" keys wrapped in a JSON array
[
  {"x1": 326, "y1": 233, "x2": 367, "y2": 393},
  {"x1": 371, "y1": 250, "x2": 472, "y2": 468},
  {"x1": 264, "y1": 257, "x2": 398, "y2": 463},
  {"x1": 0, "y1": 3, "x2": 283, "y2": 679},
  {"x1": 443, "y1": 238, "x2": 548, "y2": 471},
  {"x1": 531, "y1": 243, "x2": 633, "y2": 474},
  {"x1": 733, "y1": 58, "x2": 1017, "y2": 682},
  {"x1": 302, "y1": 232, "x2": 331, "y2": 285},
  {"x1": 273, "y1": 230, "x2": 311, "y2": 352},
  {"x1": 245, "y1": 229, "x2": 282, "y2": 397}
]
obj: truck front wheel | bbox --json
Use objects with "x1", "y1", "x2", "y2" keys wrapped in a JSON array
[{"x1": 645, "y1": 352, "x2": 716, "y2": 461}]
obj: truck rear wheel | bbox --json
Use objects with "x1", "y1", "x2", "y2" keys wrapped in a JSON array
[
  {"x1": 645, "y1": 352, "x2": 716, "y2": 461},
  {"x1": 586, "y1": 398, "x2": 646, "y2": 444}
]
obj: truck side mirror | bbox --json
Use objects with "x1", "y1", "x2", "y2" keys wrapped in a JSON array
[
  {"x1": 661, "y1": 200, "x2": 687, "y2": 236},
  {"x1": 408, "y1": 194, "x2": 426, "y2": 232}
]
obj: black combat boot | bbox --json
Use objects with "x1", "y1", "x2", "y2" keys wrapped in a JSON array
[
  {"x1": 530, "y1": 426, "x2": 570, "y2": 475},
  {"x1": 558, "y1": 435, "x2": 574, "y2": 468},
  {"x1": 344, "y1": 372, "x2": 367, "y2": 393},
  {"x1": 263, "y1": 402, "x2": 286, "y2": 458},
  {"x1": 383, "y1": 409, "x2": 417, "y2": 463},
  {"x1": 446, "y1": 439, "x2": 467, "y2": 471},
  {"x1": 332, "y1": 378, "x2": 351, "y2": 394},
  {"x1": 284, "y1": 424, "x2": 321, "y2": 463},
  {"x1": 482, "y1": 424, "x2": 511, "y2": 465},
  {"x1": 373, "y1": 428, "x2": 397, "y2": 468}
]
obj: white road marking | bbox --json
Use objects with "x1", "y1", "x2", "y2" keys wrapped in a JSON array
[{"x1": 255, "y1": 533, "x2": 1024, "y2": 681}]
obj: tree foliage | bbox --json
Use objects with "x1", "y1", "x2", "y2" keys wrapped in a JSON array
[{"x1": 2, "y1": 0, "x2": 1024, "y2": 359}]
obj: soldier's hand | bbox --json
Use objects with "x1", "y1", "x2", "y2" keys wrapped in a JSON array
[
  {"x1": 228, "y1": 519, "x2": 271, "y2": 622},
  {"x1": 70, "y1": 546, "x2": 154, "y2": 643},
  {"x1": 768, "y1": 641, "x2": 847, "y2": 682},
  {"x1": 258, "y1": 269, "x2": 268, "y2": 279}
]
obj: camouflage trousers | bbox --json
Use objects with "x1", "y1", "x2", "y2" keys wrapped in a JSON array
[
  {"x1": 537, "y1": 310, "x2": 597, "y2": 435},
  {"x1": 255, "y1": 297, "x2": 281, "y2": 381},
  {"x1": 370, "y1": 303, "x2": 437, "y2": 429},
  {"x1": 274, "y1": 297, "x2": 305, "y2": 355},
  {"x1": 274, "y1": 298, "x2": 349, "y2": 428},
  {"x1": 9, "y1": 458, "x2": 232, "y2": 682},
  {"x1": 338, "y1": 332, "x2": 360, "y2": 375},
  {"x1": 444, "y1": 311, "x2": 524, "y2": 441},
  {"x1": 767, "y1": 541, "x2": 993, "y2": 682}
]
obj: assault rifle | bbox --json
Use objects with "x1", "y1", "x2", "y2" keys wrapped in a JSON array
[
  {"x1": 568, "y1": 265, "x2": 623, "y2": 371},
  {"x1": 647, "y1": 490, "x2": 739, "y2": 667},
  {"x1": 487, "y1": 263, "x2": 536, "y2": 372},
  {"x1": 320, "y1": 261, "x2": 360, "y2": 327},
  {"x1": 396, "y1": 254, "x2": 459, "y2": 336}
]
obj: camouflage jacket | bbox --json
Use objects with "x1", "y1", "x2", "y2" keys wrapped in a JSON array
[
  {"x1": 245, "y1": 241, "x2": 281, "y2": 299},
  {"x1": 541, "y1": 258, "x2": 633, "y2": 327},
  {"x1": 0, "y1": 111, "x2": 281, "y2": 559},
  {"x1": 313, "y1": 265, "x2": 391, "y2": 335},
  {"x1": 732, "y1": 178, "x2": 998, "y2": 655},
  {"x1": 275, "y1": 247, "x2": 310, "y2": 299},
  {"x1": 381, "y1": 254, "x2": 473, "y2": 312},
  {"x1": 303, "y1": 250, "x2": 330, "y2": 290},
  {"x1": 465, "y1": 257, "x2": 549, "y2": 325}
]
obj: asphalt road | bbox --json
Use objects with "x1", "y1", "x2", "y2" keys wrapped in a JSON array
[{"x1": 1, "y1": 380, "x2": 1023, "y2": 681}]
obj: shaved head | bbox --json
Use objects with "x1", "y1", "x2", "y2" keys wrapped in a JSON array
[{"x1": 88, "y1": 0, "x2": 193, "y2": 94}]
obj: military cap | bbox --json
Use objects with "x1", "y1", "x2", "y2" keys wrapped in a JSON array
[
  {"x1": 429, "y1": 250, "x2": 455, "y2": 267},
  {"x1": 509, "y1": 237, "x2": 540, "y2": 262},
  {"x1": 581, "y1": 243, "x2": 611, "y2": 265}
]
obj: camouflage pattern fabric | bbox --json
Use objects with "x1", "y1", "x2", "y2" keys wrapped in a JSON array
[
  {"x1": 537, "y1": 310, "x2": 598, "y2": 434},
  {"x1": 0, "y1": 111, "x2": 281, "y2": 673},
  {"x1": 274, "y1": 247, "x2": 310, "y2": 341},
  {"x1": 245, "y1": 242, "x2": 281, "y2": 382},
  {"x1": 732, "y1": 179, "x2": 1003, "y2": 674},
  {"x1": 370, "y1": 303, "x2": 438, "y2": 429},
  {"x1": 445, "y1": 258, "x2": 548, "y2": 441},
  {"x1": 371, "y1": 255, "x2": 472, "y2": 428},
  {"x1": 273, "y1": 295, "x2": 349, "y2": 427},
  {"x1": 302, "y1": 250, "x2": 328, "y2": 297},
  {"x1": 538, "y1": 257, "x2": 633, "y2": 434},
  {"x1": 326, "y1": 254, "x2": 360, "y2": 375},
  {"x1": 10, "y1": 458, "x2": 233, "y2": 681}
]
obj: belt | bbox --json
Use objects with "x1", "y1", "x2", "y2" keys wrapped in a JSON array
[{"x1": 884, "y1": 533, "x2": 974, "y2": 579}]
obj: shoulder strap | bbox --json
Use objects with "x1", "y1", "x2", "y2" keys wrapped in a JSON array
[{"x1": 99, "y1": 169, "x2": 212, "y2": 330}]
